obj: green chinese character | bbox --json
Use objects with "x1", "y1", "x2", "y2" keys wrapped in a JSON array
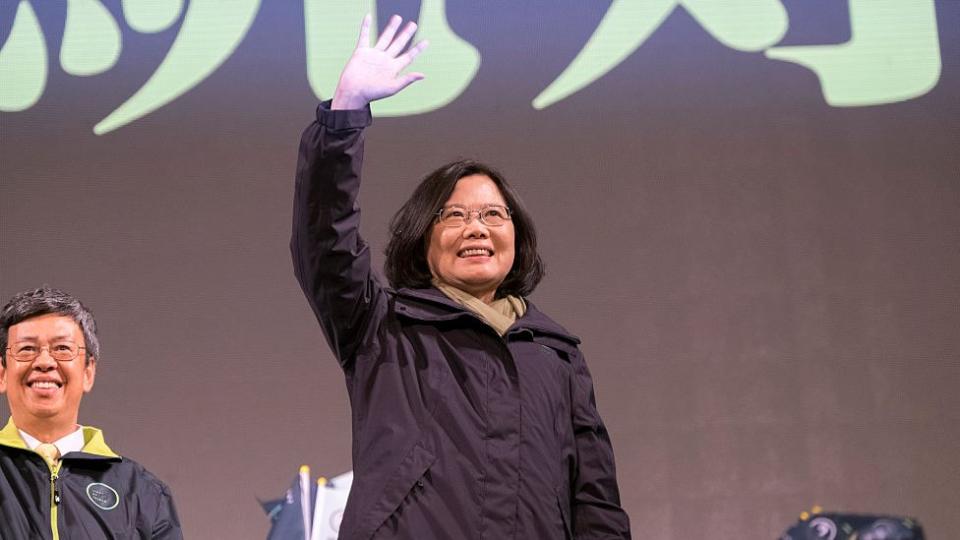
[
  {"x1": 61, "y1": 0, "x2": 122, "y2": 77},
  {"x1": 533, "y1": 0, "x2": 789, "y2": 109},
  {"x1": 95, "y1": 0, "x2": 261, "y2": 134},
  {"x1": 765, "y1": 0, "x2": 941, "y2": 107},
  {"x1": 533, "y1": 0, "x2": 942, "y2": 109},
  {"x1": 0, "y1": 1, "x2": 47, "y2": 112},
  {"x1": 122, "y1": 0, "x2": 184, "y2": 34},
  {"x1": 0, "y1": 0, "x2": 261, "y2": 134}
]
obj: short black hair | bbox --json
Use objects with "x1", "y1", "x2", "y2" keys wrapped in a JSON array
[
  {"x1": 0, "y1": 286, "x2": 99, "y2": 367},
  {"x1": 384, "y1": 159, "x2": 545, "y2": 298}
]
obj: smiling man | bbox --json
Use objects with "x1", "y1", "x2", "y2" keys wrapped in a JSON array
[{"x1": 0, "y1": 286, "x2": 182, "y2": 540}]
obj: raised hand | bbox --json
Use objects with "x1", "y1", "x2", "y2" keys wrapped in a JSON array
[{"x1": 331, "y1": 14, "x2": 429, "y2": 110}]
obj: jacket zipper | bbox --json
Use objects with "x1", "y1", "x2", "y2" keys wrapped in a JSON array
[{"x1": 50, "y1": 463, "x2": 61, "y2": 540}]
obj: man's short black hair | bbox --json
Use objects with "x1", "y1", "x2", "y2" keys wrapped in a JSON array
[{"x1": 0, "y1": 286, "x2": 99, "y2": 367}]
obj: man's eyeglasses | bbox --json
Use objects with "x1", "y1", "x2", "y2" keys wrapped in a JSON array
[
  {"x1": 435, "y1": 205, "x2": 512, "y2": 228},
  {"x1": 6, "y1": 342, "x2": 85, "y2": 362}
]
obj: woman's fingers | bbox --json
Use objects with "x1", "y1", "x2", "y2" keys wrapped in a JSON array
[
  {"x1": 356, "y1": 13, "x2": 372, "y2": 49},
  {"x1": 386, "y1": 21, "x2": 419, "y2": 56},
  {"x1": 396, "y1": 39, "x2": 429, "y2": 70},
  {"x1": 391, "y1": 72, "x2": 426, "y2": 94},
  {"x1": 334, "y1": 14, "x2": 427, "y2": 109},
  {"x1": 374, "y1": 14, "x2": 402, "y2": 50}
]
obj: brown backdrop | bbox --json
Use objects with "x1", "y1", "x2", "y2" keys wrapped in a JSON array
[{"x1": 2, "y1": 1, "x2": 958, "y2": 538}]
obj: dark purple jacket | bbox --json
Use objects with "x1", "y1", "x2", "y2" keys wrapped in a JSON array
[{"x1": 291, "y1": 103, "x2": 631, "y2": 540}]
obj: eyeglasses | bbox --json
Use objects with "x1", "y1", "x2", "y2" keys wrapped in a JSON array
[
  {"x1": 435, "y1": 205, "x2": 512, "y2": 228},
  {"x1": 6, "y1": 342, "x2": 85, "y2": 362}
]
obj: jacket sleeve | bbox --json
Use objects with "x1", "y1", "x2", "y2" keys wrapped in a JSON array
[
  {"x1": 570, "y1": 351, "x2": 632, "y2": 539},
  {"x1": 149, "y1": 481, "x2": 183, "y2": 540},
  {"x1": 290, "y1": 101, "x2": 384, "y2": 368}
]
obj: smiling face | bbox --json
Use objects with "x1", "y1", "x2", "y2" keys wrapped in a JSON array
[
  {"x1": 427, "y1": 174, "x2": 516, "y2": 303},
  {"x1": 0, "y1": 313, "x2": 96, "y2": 440}
]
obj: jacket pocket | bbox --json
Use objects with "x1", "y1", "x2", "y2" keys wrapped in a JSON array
[
  {"x1": 358, "y1": 441, "x2": 437, "y2": 540},
  {"x1": 557, "y1": 494, "x2": 573, "y2": 540}
]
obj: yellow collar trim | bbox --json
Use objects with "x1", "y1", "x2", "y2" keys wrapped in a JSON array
[{"x1": 0, "y1": 417, "x2": 119, "y2": 458}]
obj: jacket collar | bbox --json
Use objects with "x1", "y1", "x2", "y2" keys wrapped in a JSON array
[
  {"x1": 0, "y1": 417, "x2": 120, "y2": 459},
  {"x1": 394, "y1": 287, "x2": 581, "y2": 345}
]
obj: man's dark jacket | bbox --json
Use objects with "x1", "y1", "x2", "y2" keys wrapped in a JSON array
[
  {"x1": 291, "y1": 102, "x2": 631, "y2": 540},
  {"x1": 0, "y1": 418, "x2": 182, "y2": 540}
]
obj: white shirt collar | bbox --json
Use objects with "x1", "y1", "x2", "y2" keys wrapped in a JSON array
[{"x1": 19, "y1": 426, "x2": 85, "y2": 456}]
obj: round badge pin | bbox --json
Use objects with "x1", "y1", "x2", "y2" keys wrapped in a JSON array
[{"x1": 86, "y1": 482, "x2": 120, "y2": 511}]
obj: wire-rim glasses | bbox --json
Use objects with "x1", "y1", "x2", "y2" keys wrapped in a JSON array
[
  {"x1": 435, "y1": 204, "x2": 512, "y2": 228},
  {"x1": 6, "y1": 342, "x2": 86, "y2": 362}
]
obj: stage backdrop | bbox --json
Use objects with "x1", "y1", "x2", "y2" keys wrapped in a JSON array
[{"x1": 2, "y1": 1, "x2": 958, "y2": 538}]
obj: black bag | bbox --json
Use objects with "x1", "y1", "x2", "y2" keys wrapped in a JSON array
[{"x1": 780, "y1": 512, "x2": 924, "y2": 540}]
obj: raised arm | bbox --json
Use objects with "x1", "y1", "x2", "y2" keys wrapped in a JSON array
[{"x1": 291, "y1": 15, "x2": 427, "y2": 367}]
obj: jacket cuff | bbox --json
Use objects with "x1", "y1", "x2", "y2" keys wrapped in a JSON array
[{"x1": 316, "y1": 100, "x2": 373, "y2": 130}]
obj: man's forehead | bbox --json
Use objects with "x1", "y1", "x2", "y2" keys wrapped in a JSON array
[{"x1": 9, "y1": 314, "x2": 82, "y2": 339}]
